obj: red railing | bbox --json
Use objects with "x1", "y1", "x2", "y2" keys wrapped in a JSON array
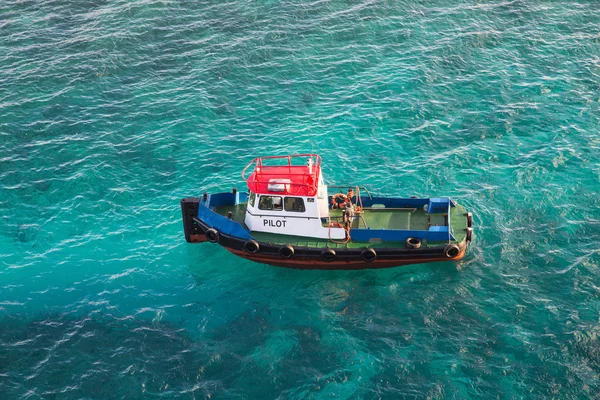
[{"x1": 241, "y1": 154, "x2": 322, "y2": 195}]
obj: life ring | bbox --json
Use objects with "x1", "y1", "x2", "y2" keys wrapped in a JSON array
[
  {"x1": 466, "y1": 227, "x2": 473, "y2": 242},
  {"x1": 444, "y1": 244, "x2": 460, "y2": 258},
  {"x1": 279, "y1": 244, "x2": 294, "y2": 259},
  {"x1": 320, "y1": 248, "x2": 336, "y2": 262},
  {"x1": 331, "y1": 193, "x2": 347, "y2": 208},
  {"x1": 405, "y1": 237, "x2": 421, "y2": 249},
  {"x1": 466, "y1": 212, "x2": 473, "y2": 228},
  {"x1": 361, "y1": 248, "x2": 377, "y2": 263},
  {"x1": 205, "y1": 228, "x2": 219, "y2": 243},
  {"x1": 244, "y1": 240, "x2": 260, "y2": 254},
  {"x1": 329, "y1": 222, "x2": 342, "y2": 228}
]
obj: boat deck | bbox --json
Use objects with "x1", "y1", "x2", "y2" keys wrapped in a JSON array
[
  {"x1": 326, "y1": 207, "x2": 447, "y2": 230},
  {"x1": 213, "y1": 203, "x2": 468, "y2": 249}
]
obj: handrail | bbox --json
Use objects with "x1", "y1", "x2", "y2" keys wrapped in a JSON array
[
  {"x1": 447, "y1": 200, "x2": 452, "y2": 243},
  {"x1": 241, "y1": 158, "x2": 258, "y2": 182},
  {"x1": 242, "y1": 154, "x2": 322, "y2": 182},
  {"x1": 328, "y1": 214, "x2": 368, "y2": 229},
  {"x1": 252, "y1": 153, "x2": 321, "y2": 161},
  {"x1": 328, "y1": 185, "x2": 373, "y2": 200}
]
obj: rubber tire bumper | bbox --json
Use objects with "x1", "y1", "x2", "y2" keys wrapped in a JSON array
[
  {"x1": 320, "y1": 248, "x2": 336, "y2": 262},
  {"x1": 444, "y1": 244, "x2": 460, "y2": 258},
  {"x1": 244, "y1": 240, "x2": 260, "y2": 254},
  {"x1": 361, "y1": 248, "x2": 377, "y2": 263},
  {"x1": 279, "y1": 245, "x2": 294, "y2": 259},
  {"x1": 205, "y1": 228, "x2": 219, "y2": 243},
  {"x1": 406, "y1": 237, "x2": 421, "y2": 249}
]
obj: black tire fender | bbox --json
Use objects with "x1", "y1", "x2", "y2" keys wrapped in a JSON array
[
  {"x1": 205, "y1": 228, "x2": 219, "y2": 243},
  {"x1": 406, "y1": 237, "x2": 421, "y2": 249},
  {"x1": 466, "y1": 212, "x2": 473, "y2": 228},
  {"x1": 444, "y1": 244, "x2": 460, "y2": 258},
  {"x1": 320, "y1": 248, "x2": 336, "y2": 262},
  {"x1": 279, "y1": 244, "x2": 294, "y2": 259},
  {"x1": 466, "y1": 227, "x2": 473, "y2": 242},
  {"x1": 361, "y1": 248, "x2": 377, "y2": 263},
  {"x1": 244, "y1": 240, "x2": 260, "y2": 254}
]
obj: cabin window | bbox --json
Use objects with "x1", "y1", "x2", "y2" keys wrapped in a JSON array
[
  {"x1": 284, "y1": 197, "x2": 306, "y2": 212},
  {"x1": 258, "y1": 195, "x2": 283, "y2": 211},
  {"x1": 249, "y1": 191, "x2": 256, "y2": 207}
]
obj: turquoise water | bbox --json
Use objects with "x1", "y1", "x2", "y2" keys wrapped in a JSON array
[{"x1": 1, "y1": 0, "x2": 599, "y2": 397}]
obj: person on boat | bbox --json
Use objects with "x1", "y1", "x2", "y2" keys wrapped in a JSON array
[
  {"x1": 342, "y1": 201, "x2": 355, "y2": 240},
  {"x1": 347, "y1": 189, "x2": 354, "y2": 205}
]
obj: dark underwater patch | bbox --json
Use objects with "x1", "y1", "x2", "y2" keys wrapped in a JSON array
[
  {"x1": 0, "y1": 309, "x2": 342, "y2": 398},
  {"x1": 15, "y1": 224, "x2": 39, "y2": 243},
  {"x1": 0, "y1": 313, "x2": 214, "y2": 398}
]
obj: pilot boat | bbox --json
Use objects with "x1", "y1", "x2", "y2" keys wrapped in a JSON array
[{"x1": 180, "y1": 154, "x2": 473, "y2": 270}]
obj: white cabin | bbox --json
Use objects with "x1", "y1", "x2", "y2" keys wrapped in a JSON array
[{"x1": 242, "y1": 155, "x2": 345, "y2": 240}]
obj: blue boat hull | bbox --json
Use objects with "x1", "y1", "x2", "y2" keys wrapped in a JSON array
[{"x1": 181, "y1": 195, "x2": 472, "y2": 270}]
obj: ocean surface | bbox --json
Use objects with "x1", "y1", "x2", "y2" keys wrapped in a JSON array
[{"x1": 1, "y1": 0, "x2": 599, "y2": 398}]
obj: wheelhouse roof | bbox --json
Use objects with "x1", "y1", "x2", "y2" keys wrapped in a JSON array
[{"x1": 242, "y1": 154, "x2": 321, "y2": 196}]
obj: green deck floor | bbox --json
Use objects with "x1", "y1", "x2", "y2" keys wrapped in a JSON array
[
  {"x1": 327, "y1": 207, "x2": 438, "y2": 230},
  {"x1": 213, "y1": 202, "x2": 469, "y2": 249}
]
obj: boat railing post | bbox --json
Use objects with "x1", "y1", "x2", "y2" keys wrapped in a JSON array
[
  {"x1": 447, "y1": 200, "x2": 451, "y2": 242},
  {"x1": 359, "y1": 215, "x2": 368, "y2": 228}
]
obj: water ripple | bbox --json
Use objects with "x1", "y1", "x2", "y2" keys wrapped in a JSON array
[{"x1": 1, "y1": 0, "x2": 600, "y2": 398}]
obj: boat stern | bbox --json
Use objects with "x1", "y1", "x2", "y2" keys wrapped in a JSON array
[{"x1": 181, "y1": 197, "x2": 207, "y2": 243}]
